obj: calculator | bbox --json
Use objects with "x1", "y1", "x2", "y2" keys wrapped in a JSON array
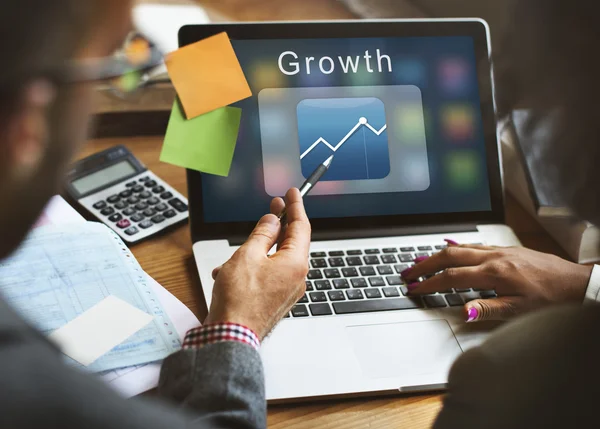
[{"x1": 65, "y1": 145, "x2": 189, "y2": 244}]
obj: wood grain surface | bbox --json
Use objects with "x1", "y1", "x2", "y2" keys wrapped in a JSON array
[{"x1": 79, "y1": 135, "x2": 568, "y2": 429}]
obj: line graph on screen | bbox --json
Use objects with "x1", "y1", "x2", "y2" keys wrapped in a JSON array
[{"x1": 299, "y1": 117, "x2": 387, "y2": 159}]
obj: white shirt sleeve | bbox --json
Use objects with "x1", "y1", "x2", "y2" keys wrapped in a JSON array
[{"x1": 584, "y1": 265, "x2": 600, "y2": 304}]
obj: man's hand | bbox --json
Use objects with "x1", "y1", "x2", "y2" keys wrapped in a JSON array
[
  {"x1": 403, "y1": 243, "x2": 593, "y2": 322},
  {"x1": 204, "y1": 188, "x2": 311, "y2": 340}
]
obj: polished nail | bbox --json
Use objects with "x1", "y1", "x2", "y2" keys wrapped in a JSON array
[
  {"x1": 400, "y1": 267, "x2": 413, "y2": 278},
  {"x1": 407, "y1": 282, "x2": 420, "y2": 291},
  {"x1": 466, "y1": 307, "x2": 479, "y2": 323},
  {"x1": 445, "y1": 239, "x2": 459, "y2": 246},
  {"x1": 413, "y1": 256, "x2": 429, "y2": 263}
]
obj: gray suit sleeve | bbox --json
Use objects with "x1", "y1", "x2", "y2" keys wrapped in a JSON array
[
  {"x1": 434, "y1": 304, "x2": 600, "y2": 429},
  {"x1": 0, "y1": 299, "x2": 265, "y2": 429},
  {"x1": 158, "y1": 343, "x2": 266, "y2": 428}
]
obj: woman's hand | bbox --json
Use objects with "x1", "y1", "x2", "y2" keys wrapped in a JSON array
[{"x1": 402, "y1": 242, "x2": 593, "y2": 322}]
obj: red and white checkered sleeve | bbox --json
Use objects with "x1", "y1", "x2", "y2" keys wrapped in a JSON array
[{"x1": 182, "y1": 323, "x2": 261, "y2": 351}]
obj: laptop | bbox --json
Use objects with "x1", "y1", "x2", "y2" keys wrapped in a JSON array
[{"x1": 185, "y1": 19, "x2": 520, "y2": 401}]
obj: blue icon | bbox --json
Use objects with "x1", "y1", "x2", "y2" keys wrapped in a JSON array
[{"x1": 296, "y1": 97, "x2": 390, "y2": 181}]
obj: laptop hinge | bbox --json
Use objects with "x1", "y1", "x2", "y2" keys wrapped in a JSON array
[{"x1": 227, "y1": 223, "x2": 478, "y2": 246}]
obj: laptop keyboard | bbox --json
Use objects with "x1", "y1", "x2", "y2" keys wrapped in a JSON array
[{"x1": 287, "y1": 243, "x2": 497, "y2": 318}]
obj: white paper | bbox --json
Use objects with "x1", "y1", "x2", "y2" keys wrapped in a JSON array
[
  {"x1": 101, "y1": 277, "x2": 201, "y2": 397},
  {"x1": 2, "y1": 223, "x2": 181, "y2": 372},
  {"x1": 33, "y1": 196, "x2": 201, "y2": 396},
  {"x1": 49, "y1": 296, "x2": 154, "y2": 366},
  {"x1": 34, "y1": 195, "x2": 84, "y2": 227}
]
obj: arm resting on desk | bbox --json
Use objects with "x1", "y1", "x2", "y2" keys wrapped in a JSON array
[
  {"x1": 159, "y1": 342, "x2": 266, "y2": 428},
  {"x1": 0, "y1": 297, "x2": 265, "y2": 429}
]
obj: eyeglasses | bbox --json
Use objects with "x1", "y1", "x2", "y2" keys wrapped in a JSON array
[{"x1": 63, "y1": 32, "x2": 164, "y2": 97}]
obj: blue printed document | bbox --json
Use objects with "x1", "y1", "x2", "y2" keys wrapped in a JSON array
[{"x1": 0, "y1": 222, "x2": 181, "y2": 372}]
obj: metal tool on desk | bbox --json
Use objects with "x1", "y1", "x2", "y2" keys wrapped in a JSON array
[{"x1": 278, "y1": 155, "x2": 334, "y2": 222}]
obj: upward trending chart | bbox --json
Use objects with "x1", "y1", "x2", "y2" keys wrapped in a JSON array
[{"x1": 299, "y1": 117, "x2": 388, "y2": 160}]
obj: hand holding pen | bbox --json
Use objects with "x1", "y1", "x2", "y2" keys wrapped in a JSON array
[
  {"x1": 211, "y1": 156, "x2": 333, "y2": 279},
  {"x1": 278, "y1": 154, "x2": 334, "y2": 223}
]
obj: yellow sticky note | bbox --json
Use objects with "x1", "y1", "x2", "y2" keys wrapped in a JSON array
[{"x1": 165, "y1": 32, "x2": 252, "y2": 119}]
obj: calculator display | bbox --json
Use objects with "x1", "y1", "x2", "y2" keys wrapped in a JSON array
[{"x1": 71, "y1": 161, "x2": 136, "y2": 195}]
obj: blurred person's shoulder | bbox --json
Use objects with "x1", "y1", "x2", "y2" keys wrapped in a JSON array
[
  {"x1": 480, "y1": 303, "x2": 600, "y2": 361},
  {"x1": 439, "y1": 304, "x2": 600, "y2": 429}
]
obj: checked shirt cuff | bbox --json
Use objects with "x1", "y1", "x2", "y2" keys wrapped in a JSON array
[{"x1": 182, "y1": 323, "x2": 261, "y2": 352}]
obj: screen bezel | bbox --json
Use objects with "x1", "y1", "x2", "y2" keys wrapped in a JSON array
[{"x1": 181, "y1": 20, "x2": 505, "y2": 242}]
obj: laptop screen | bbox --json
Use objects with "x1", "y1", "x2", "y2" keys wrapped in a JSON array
[{"x1": 198, "y1": 33, "x2": 493, "y2": 224}]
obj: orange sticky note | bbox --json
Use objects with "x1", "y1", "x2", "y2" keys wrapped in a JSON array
[{"x1": 165, "y1": 32, "x2": 252, "y2": 119}]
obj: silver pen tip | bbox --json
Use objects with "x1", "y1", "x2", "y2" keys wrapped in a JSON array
[{"x1": 323, "y1": 155, "x2": 334, "y2": 168}]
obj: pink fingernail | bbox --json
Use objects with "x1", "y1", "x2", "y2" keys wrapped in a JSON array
[
  {"x1": 466, "y1": 307, "x2": 479, "y2": 322},
  {"x1": 407, "y1": 283, "x2": 420, "y2": 291},
  {"x1": 413, "y1": 256, "x2": 429, "y2": 263},
  {"x1": 445, "y1": 239, "x2": 459, "y2": 246},
  {"x1": 400, "y1": 267, "x2": 413, "y2": 277}
]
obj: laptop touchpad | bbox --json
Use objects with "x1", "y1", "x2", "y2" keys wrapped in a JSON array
[{"x1": 347, "y1": 320, "x2": 463, "y2": 379}]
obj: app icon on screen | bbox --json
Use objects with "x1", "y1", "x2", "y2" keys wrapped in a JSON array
[
  {"x1": 442, "y1": 104, "x2": 475, "y2": 142},
  {"x1": 395, "y1": 59, "x2": 427, "y2": 88},
  {"x1": 438, "y1": 58, "x2": 471, "y2": 95},
  {"x1": 446, "y1": 152, "x2": 479, "y2": 190},
  {"x1": 296, "y1": 97, "x2": 390, "y2": 181}
]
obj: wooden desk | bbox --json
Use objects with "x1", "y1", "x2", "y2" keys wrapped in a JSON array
[{"x1": 79, "y1": 136, "x2": 567, "y2": 429}]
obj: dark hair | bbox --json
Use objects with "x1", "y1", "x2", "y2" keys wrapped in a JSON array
[
  {"x1": 495, "y1": 0, "x2": 600, "y2": 225},
  {"x1": 0, "y1": 1, "x2": 94, "y2": 108}
]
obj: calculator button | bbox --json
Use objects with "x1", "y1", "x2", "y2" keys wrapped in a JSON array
[
  {"x1": 147, "y1": 197, "x2": 159, "y2": 205},
  {"x1": 163, "y1": 209, "x2": 177, "y2": 218},
  {"x1": 135, "y1": 202, "x2": 148, "y2": 211},
  {"x1": 107, "y1": 195, "x2": 120, "y2": 203},
  {"x1": 138, "y1": 176, "x2": 150, "y2": 182},
  {"x1": 151, "y1": 214, "x2": 165, "y2": 224},
  {"x1": 152, "y1": 186, "x2": 165, "y2": 194},
  {"x1": 100, "y1": 207, "x2": 114, "y2": 216},
  {"x1": 143, "y1": 208, "x2": 156, "y2": 217},
  {"x1": 116, "y1": 219, "x2": 131, "y2": 229},
  {"x1": 124, "y1": 226, "x2": 139, "y2": 235},
  {"x1": 93, "y1": 201, "x2": 106, "y2": 210},
  {"x1": 139, "y1": 220, "x2": 153, "y2": 229},
  {"x1": 155, "y1": 203, "x2": 168, "y2": 212},
  {"x1": 108, "y1": 213, "x2": 122, "y2": 222},
  {"x1": 144, "y1": 180, "x2": 157, "y2": 188},
  {"x1": 127, "y1": 196, "x2": 139, "y2": 204},
  {"x1": 131, "y1": 214, "x2": 145, "y2": 222},
  {"x1": 168, "y1": 198, "x2": 188, "y2": 213},
  {"x1": 125, "y1": 181, "x2": 137, "y2": 188},
  {"x1": 123, "y1": 208, "x2": 136, "y2": 216},
  {"x1": 119, "y1": 190, "x2": 132, "y2": 198},
  {"x1": 160, "y1": 191, "x2": 173, "y2": 200},
  {"x1": 114, "y1": 201, "x2": 128, "y2": 210},
  {"x1": 132, "y1": 185, "x2": 144, "y2": 193},
  {"x1": 139, "y1": 191, "x2": 151, "y2": 199}
]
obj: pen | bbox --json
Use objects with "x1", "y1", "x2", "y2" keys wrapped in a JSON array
[{"x1": 278, "y1": 155, "x2": 334, "y2": 221}]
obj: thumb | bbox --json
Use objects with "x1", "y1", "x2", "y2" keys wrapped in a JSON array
[
  {"x1": 465, "y1": 296, "x2": 524, "y2": 322},
  {"x1": 242, "y1": 214, "x2": 282, "y2": 256}
]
